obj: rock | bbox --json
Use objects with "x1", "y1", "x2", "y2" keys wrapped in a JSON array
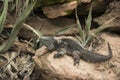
[
  {"x1": 33, "y1": 34, "x2": 120, "y2": 80},
  {"x1": 19, "y1": 16, "x2": 76, "y2": 39},
  {"x1": 42, "y1": 1, "x2": 77, "y2": 18},
  {"x1": 94, "y1": 1, "x2": 120, "y2": 32},
  {"x1": 5, "y1": 15, "x2": 77, "y2": 40},
  {"x1": 34, "y1": 0, "x2": 114, "y2": 18},
  {"x1": 41, "y1": 0, "x2": 112, "y2": 18},
  {"x1": 77, "y1": 0, "x2": 108, "y2": 15}
]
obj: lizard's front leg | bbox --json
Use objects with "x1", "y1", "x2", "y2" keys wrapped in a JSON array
[
  {"x1": 72, "y1": 51, "x2": 82, "y2": 66},
  {"x1": 53, "y1": 48, "x2": 66, "y2": 58}
]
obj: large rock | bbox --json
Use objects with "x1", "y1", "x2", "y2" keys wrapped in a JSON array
[
  {"x1": 77, "y1": 0, "x2": 107, "y2": 15},
  {"x1": 42, "y1": 1, "x2": 77, "y2": 18},
  {"x1": 19, "y1": 17, "x2": 76, "y2": 39},
  {"x1": 33, "y1": 34, "x2": 120, "y2": 80},
  {"x1": 41, "y1": 0, "x2": 112, "y2": 18},
  {"x1": 94, "y1": 1, "x2": 120, "y2": 32}
]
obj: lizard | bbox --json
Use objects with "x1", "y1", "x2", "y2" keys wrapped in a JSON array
[{"x1": 39, "y1": 36, "x2": 112, "y2": 65}]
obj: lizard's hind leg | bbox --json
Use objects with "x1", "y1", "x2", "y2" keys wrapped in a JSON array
[{"x1": 72, "y1": 51, "x2": 82, "y2": 66}]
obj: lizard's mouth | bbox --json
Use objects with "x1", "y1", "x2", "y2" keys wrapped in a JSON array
[{"x1": 38, "y1": 41, "x2": 42, "y2": 47}]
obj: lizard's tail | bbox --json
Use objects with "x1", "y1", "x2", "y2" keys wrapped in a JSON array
[{"x1": 107, "y1": 42, "x2": 112, "y2": 58}]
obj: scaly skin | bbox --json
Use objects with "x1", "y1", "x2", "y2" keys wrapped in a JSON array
[{"x1": 39, "y1": 36, "x2": 112, "y2": 65}]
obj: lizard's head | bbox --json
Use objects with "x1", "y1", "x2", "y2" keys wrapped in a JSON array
[{"x1": 39, "y1": 36, "x2": 58, "y2": 51}]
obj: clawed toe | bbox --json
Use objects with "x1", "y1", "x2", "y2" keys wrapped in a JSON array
[{"x1": 74, "y1": 59, "x2": 80, "y2": 66}]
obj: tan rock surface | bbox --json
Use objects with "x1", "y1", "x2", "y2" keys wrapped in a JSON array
[
  {"x1": 33, "y1": 33, "x2": 120, "y2": 80},
  {"x1": 42, "y1": 1, "x2": 77, "y2": 18}
]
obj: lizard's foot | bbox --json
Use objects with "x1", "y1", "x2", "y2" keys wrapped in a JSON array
[
  {"x1": 54, "y1": 48, "x2": 66, "y2": 58},
  {"x1": 74, "y1": 58, "x2": 80, "y2": 66},
  {"x1": 54, "y1": 51, "x2": 65, "y2": 58},
  {"x1": 72, "y1": 51, "x2": 82, "y2": 66}
]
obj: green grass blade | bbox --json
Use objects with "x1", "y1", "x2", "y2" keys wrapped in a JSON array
[
  {"x1": 75, "y1": 8, "x2": 84, "y2": 41},
  {"x1": 93, "y1": 25, "x2": 109, "y2": 34},
  {"x1": 85, "y1": 6, "x2": 92, "y2": 36},
  {"x1": 0, "y1": 0, "x2": 37, "y2": 53},
  {"x1": 93, "y1": 17, "x2": 116, "y2": 34},
  {"x1": 55, "y1": 24, "x2": 76, "y2": 36},
  {"x1": 81, "y1": 30, "x2": 86, "y2": 46},
  {"x1": 0, "y1": 0, "x2": 9, "y2": 33},
  {"x1": 88, "y1": 17, "x2": 117, "y2": 43}
]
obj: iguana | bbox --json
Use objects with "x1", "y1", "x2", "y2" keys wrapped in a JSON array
[{"x1": 39, "y1": 36, "x2": 112, "y2": 65}]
